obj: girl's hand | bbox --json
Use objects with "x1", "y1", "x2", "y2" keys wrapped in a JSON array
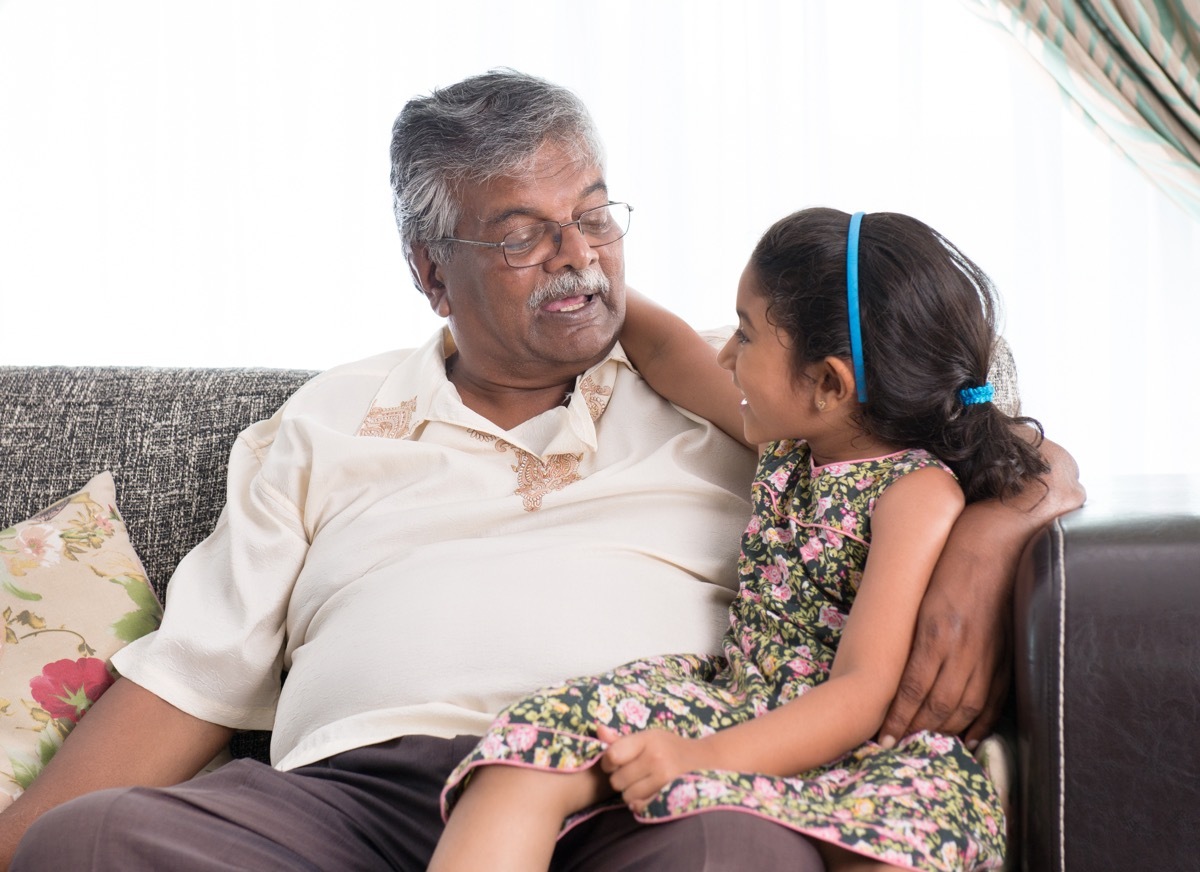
[{"x1": 596, "y1": 724, "x2": 710, "y2": 812}]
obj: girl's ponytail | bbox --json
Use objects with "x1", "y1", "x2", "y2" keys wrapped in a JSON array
[{"x1": 932, "y1": 384, "x2": 1049, "y2": 503}]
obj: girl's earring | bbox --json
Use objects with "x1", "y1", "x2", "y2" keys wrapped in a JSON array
[{"x1": 816, "y1": 399, "x2": 826, "y2": 411}]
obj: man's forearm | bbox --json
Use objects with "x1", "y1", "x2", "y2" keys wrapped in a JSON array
[
  {"x1": 0, "y1": 677, "x2": 234, "y2": 866},
  {"x1": 1010, "y1": 433, "x2": 1086, "y2": 526},
  {"x1": 956, "y1": 432, "x2": 1084, "y2": 560},
  {"x1": 937, "y1": 434, "x2": 1084, "y2": 624}
]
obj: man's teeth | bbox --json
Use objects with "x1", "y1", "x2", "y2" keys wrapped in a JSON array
[{"x1": 544, "y1": 294, "x2": 590, "y2": 313}]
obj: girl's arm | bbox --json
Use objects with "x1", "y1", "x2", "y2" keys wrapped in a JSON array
[
  {"x1": 599, "y1": 467, "x2": 965, "y2": 806},
  {"x1": 621, "y1": 288, "x2": 751, "y2": 448}
]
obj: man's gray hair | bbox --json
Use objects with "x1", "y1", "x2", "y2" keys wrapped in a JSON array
[{"x1": 390, "y1": 69, "x2": 606, "y2": 275}]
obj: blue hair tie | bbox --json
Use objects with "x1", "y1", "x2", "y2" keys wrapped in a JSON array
[
  {"x1": 959, "y1": 383, "x2": 994, "y2": 406},
  {"x1": 846, "y1": 212, "x2": 867, "y2": 403}
]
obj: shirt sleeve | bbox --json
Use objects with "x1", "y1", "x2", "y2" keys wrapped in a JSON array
[{"x1": 111, "y1": 410, "x2": 309, "y2": 730}]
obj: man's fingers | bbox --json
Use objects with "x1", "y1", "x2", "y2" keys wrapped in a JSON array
[
  {"x1": 878, "y1": 649, "x2": 943, "y2": 743},
  {"x1": 927, "y1": 674, "x2": 979, "y2": 738},
  {"x1": 964, "y1": 665, "x2": 1011, "y2": 749}
]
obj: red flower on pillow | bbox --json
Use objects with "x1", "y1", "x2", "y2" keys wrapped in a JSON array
[{"x1": 29, "y1": 657, "x2": 115, "y2": 724}]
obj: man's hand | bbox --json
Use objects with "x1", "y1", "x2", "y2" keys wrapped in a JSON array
[
  {"x1": 878, "y1": 531, "x2": 1013, "y2": 749},
  {"x1": 597, "y1": 724, "x2": 709, "y2": 812},
  {"x1": 878, "y1": 435, "x2": 1084, "y2": 748}
]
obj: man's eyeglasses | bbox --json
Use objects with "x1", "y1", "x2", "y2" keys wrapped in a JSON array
[{"x1": 438, "y1": 202, "x2": 633, "y2": 268}]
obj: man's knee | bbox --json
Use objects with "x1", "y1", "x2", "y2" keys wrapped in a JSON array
[
  {"x1": 12, "y1": 787, "x2": 136, "y2": 869},
  {"x1": 675, "y1": 812, "x2": 824, "y2": 872},
  {"x1": 555, "y1": 809, "x2": 825, "y2": 872}
]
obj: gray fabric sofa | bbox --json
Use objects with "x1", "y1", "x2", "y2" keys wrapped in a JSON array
[
  {"x1": 2, "y1": 365, "x2": 1198, "y2": 871},
  {"x1": 0, "y1": 366, "x2": 315, "y2": 761}
]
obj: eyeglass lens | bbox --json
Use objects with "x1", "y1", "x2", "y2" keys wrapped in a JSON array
[{"x1": 502, "y1": 203, "x2": 632, "y2": 267}]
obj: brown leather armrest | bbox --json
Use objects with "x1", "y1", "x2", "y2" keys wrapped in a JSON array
[{"x1": 1015, "y1": 477, "x2": 1200, "y2": 871}]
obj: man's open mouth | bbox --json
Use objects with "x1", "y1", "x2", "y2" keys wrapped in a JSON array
[{"x1": 542, "y1": 294, "x2": 594, "y2": 313}]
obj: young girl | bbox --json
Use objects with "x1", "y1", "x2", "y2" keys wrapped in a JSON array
[{"x1": 428, "y1": 208, "x2": 1048, "y2": 872}]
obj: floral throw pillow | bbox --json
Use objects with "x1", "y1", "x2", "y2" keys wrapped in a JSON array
[{"x1": 0, "y1": 471, "x2": 162, "y2": 808}]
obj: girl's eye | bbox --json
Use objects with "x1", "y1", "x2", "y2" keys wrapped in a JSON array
[{"x1": 734, "y1": 329, "x2": 749, "y2": 344}]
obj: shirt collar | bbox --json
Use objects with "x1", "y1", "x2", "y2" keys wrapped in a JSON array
[{"x1": 359, "y1": 327, "x2": 633, "y2": 458}]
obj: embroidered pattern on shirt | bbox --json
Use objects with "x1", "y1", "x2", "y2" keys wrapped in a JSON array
[
  {"x1": 579, "y1": 375, "x2": 613, "y2": 421},
  {"x1": 358, "y1": 398, "x2": 418, "y2": 439},
  {"x1": 470, "y1": 431, "x2": 583, "y2": 512}
]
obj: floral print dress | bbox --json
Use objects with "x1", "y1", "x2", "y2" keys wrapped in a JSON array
[{"x1": 442, "y1": 440, "x2": 1005, "y2": 872}]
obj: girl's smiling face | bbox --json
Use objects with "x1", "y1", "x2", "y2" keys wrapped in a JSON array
[{"x1": 717, "y1": 263, "x2": 821, "y2": 446}]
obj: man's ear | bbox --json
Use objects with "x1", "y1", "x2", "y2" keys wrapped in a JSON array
[
  {"x1": 409, "y1": 244, "x2": 451, "y2": 318},
  {"x1": 816, "y1": 356, "x2": 858, "y2": 408}
]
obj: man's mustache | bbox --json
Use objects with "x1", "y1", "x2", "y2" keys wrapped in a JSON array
[{"x1": 527, "y1": 269, "x2": 611, "y2": 310}]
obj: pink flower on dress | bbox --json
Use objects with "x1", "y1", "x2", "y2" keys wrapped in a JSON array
[
  {"x1": 479, "y1": 733, "x2": 506, "y2": 759},
  {"x1": 616, "y1": 698, "x2": 651, "y2": 729},
  {"x1": 855, "y1": 476, "x2": 876, "y2": 491},
  {"x1": 818, "y1": 605, "x2": 847, "y2": 629},
  {"x1": 506, "y1": 724, "x2": 538, "y2": 753},
  {"x1": 745, "y1": 515, "x2": 761, "y2": 536},
  {"x1": 752, "y1": 776, "x2": 781, "y2": 799},
  {"x1": 28, "y1": 658, "x2": 114, "y2": 724},
  {"x1": 787, "y1": 657, "x2": 815, "y2": 676},
  {"x1": 800, "y1": 536, "x2": 823, "y2": 562},
  {"x1": 768, "y1": 469, "x2": 790, "y2": 491},
  {"x1": 665, "y1": 782, "x2": 698, "y2": 814},
  {"x1": 913, "y1": 778, "x2": 938, "y2": 799},
  {"x1": 759, "y1": 564, "x2": 783, "y2": 586},
  {"x1": 14, "y1": 524, "x2": 63, "y2": 568},
  {"x1": 926, "y1": 733, "x2": 955, "y2": 755}
]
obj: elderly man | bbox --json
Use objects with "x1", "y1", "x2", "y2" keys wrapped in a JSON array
[{"x1": 1, "y1": 70, "x2": 1081, "y2": 870}]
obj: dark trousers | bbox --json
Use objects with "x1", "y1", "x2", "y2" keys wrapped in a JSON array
[{"x1": 13, "y1": 735, "x2": 824, "y2": 871}]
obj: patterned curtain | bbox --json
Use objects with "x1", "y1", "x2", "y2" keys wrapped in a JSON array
[{"x1": 965, "y1": 0, "x2": 1200, "y2": 219}]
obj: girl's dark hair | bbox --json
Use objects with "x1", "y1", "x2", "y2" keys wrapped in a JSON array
[{"x1": 751, "y1": 207, "x2": 1048, "y2": 503}]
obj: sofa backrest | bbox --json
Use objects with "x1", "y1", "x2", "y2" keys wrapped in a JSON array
[
  {"x1": 2, "y1": 366, "x2": 317, "y2": 762},
  {"x1": 0, "y1": 366, "x2": 316, "y2": 600}
]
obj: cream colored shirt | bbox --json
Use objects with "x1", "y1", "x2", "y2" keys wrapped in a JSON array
[{"x1": 113, "y1": 329, "x2": 755, "y2": 771}]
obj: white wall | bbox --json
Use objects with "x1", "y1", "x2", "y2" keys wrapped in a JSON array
[{"x1": 2, "y1": 0, "x2": 1197, "y2": 482}]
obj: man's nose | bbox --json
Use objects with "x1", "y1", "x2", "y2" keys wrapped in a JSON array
[{"x1": 548, "y1": 222, "x2": 597, "y2": 271}]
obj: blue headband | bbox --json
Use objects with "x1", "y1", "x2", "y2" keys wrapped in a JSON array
[{"x1": 846, "y1": 212, "x2": 868, "y2": 402}]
